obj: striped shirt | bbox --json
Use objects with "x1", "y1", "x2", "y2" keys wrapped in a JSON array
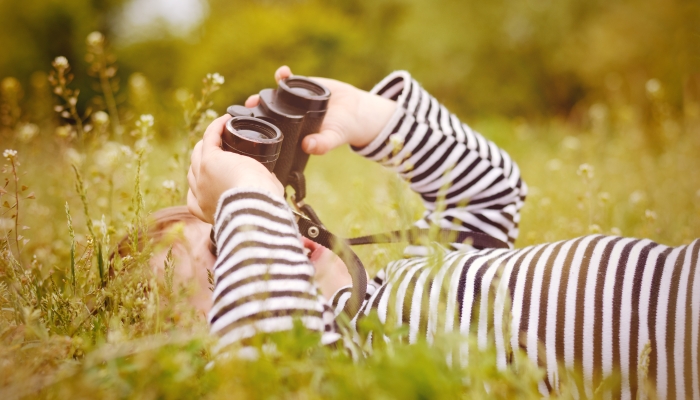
[{"x1": 209, "y1": 72, "x2": 700, "y2": 399}]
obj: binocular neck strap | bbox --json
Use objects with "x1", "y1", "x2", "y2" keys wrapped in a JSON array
[
  {"x1": 296, "y1": 215, "x2": 368, "y2": 318},
  {"x1": 347, "y1": 228, "x2": 509, "y2": 250}
]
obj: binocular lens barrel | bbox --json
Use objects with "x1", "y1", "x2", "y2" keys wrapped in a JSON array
[
  {"x1": 277, "y1": 78, "x2": 330, "y2": 112},
  {"x1": 221, "y1": 76, "x2": 330, "y2": 182},
  {"x1": 221, "y1": 117, "x2": 283, "y2": 171}
]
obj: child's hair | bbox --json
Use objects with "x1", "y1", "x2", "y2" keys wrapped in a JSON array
[{"x1": 110, "y1": 206, "x2": 200, "y2": 273}]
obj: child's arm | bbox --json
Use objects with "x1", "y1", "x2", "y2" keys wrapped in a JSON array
[
  {"x1": 209, "y1": 188, "x2": 340, "y2": 350},
  {"x1": 253, "y1": 66, "x2": 527, "y2": 248},
  {"x1": 187, "y1": 116, "x2": 340, "y2": 350},
  {"x1": 354, "y1": 72, "x2": 527, "y2": 248}
]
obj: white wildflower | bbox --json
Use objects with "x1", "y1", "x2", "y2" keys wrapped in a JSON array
[
  {"x1": 610, "y1": 227, "x2": 622, "y2": 236},
  {"x1": 175, "y1": 88, "x2": 190, "y2": 104},
  {"x1": 645, "y1": 209, "x2": 657, "y2": 221},
  {"x1": 129, "y1": 73, "x2": 147, "y2": 90},
  {"x1": 162, "y1": 180, "x2": 176, "y2": 191},
  {"x1": 629, "y1": 190, "x2": 645, "y2": 205},
  {"x1": 137, "y1": 114, "x2": 154, "y2": 127},
  {"x1": 208, "y1": 73, "x2": 225, "y2": 85},
  {"x1": 3, "y1": 149, "x2": 17, "y2": 160},
  {"x1": 55, "y1": 125, "x2": 73, "y2": 138},
  {"x1": 53, "y1": 56, "x2": 69, "y2": 68},
  {"x1": 589, "y1": 224, "x2": 601, "y2": 234},
  {"x1": 17, "y1": 123, "x2": 39, "y2": 142},
  {"x1": 120, "y1": 145, "x2": 134, "y2": 159},
  {"x1": 577, "y1": 163, "x2": 594, "y2": 179},
  {"x1": 87, "y1": 31, "x2": 104, "y2": 46},
  {"x1": 205, "y1": 109, "x2": 218, "y2": 119},
  {"x1": 92, "y1": 111, "x2": 109, "y2": 125},
  {"x1": 645, "y1": 79, "x2": 661, "y2": 95}
]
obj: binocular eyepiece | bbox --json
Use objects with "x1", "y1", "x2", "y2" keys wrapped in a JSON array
[
  {"x1": 222, "y1": 76, "x2": 330, "y2": 189},
  {"x1": 221, "y1": 117, "x2": 282, "y2": 171}
]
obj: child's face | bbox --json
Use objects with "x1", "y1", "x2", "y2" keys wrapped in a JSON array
[
  {"x1": 149, "y1": 218, "x2": 216, "y2": 315},
  {"x1": 301, "y1": 237, "x2": 353, "y2": 300},
  {"x1": 150, "y1": 220, "x2": 354, "y2": 315}
]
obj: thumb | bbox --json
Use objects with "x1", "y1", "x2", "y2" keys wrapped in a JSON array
[
  {"x1": 202, "y1": 114, "x2": 231, "y2": 155},
  {"x1": 302, "y1": 130, "x2": 345, "y2": 155}
]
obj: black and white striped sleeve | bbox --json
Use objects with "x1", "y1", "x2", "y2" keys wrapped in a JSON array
[
  {"x1": 208, "y1": 188, "x2": 341, "y2": 351},
  {"x1": 353, "y1": 71, "x2": 527, "y2": 247}
]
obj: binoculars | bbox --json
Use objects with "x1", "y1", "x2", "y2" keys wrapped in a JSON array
[
  {"x1": 220, "y1": 77, "x2": 370, "y2": 317},
  {"x1": 222, "y1": 76, "x2": 330, "y2": 195}
]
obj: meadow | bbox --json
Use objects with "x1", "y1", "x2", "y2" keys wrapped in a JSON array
[{"x1": 2, "y1": 19, "x2": 700, "y2": 400}]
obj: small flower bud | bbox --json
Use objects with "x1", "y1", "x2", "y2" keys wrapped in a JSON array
[
  {"x1": 92, "y1": 111, "x2": 110, "y2": 125},
  {"x1": 1, "y1": 77, "x2": 20, "y2": 93},
  {"x1": 137, "y1": 114, "x2": 154, "y2": 128},
  {"x1": 86, "y1": 31, "x2": 104, "y2": 47},
  {"x1": 53, "y1": 56, "x2": 69, "y2": 69},
  {"x1": 577, "y1": 163, "x2": 594, "y2": 179},
  {"x1": 645, "y1": 79, "x2": 661, "y2": 95},
  {"x1": 3, "y1": 149, "x2": 18, "y2": 160},
  {"x1": 162, "y1": 180, "x2": 176, "y2": 191},
  {"x1": 645, "y1": 209, "x2": 657, "y2": 221},
  {"x1": 55, "y1": 125, "x2": 72, "y2": 138},
  {"x1": 17, "y1": 123, "x2": 39, "y2": 143}
]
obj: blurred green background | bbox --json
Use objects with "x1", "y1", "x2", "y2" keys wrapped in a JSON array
[
  {"x1": 1, "y1": 2, "x2": 699, "y2": 397},
  {"x1": 1, "y1": 0, "x2": 699, "y2": 250},
  {"x1": 1, "y1": 0, "x2": 699, "y2": 249},
  {"x1": 2, "y1": 0, "x2": 699, "y2": 121}
]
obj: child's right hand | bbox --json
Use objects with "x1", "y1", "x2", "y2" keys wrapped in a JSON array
[{"x1": 244, "y1": 66, "x2": 397, "y2": 155}]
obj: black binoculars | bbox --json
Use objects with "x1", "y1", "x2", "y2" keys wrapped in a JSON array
[
  {"x1": 219, "y1": 77, "x2": 370, "y2": 317},
  {"x1": 222, "y1": 76, "x2": 330, "y2": 195}
]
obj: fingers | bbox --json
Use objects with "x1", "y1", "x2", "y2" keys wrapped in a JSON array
[
  {"x1": 301, "y1": 130, "x2": 344, "y2": 155},
  {"x1": 275, "y1": 65, "x2": 292, "y2": 83},
  {"x1": 187, "y1": 189, "x2": 207, "y2": 222},
  {"x1": 190, "y1": 140, "x2": 202, "y2": 172},
  {"x1": 202, "y1": 114, "x2": 232, "y2": 156},
  {"x1": 244, "y1": 94, "x2": 260, "y2": 108},
  {"x1": 187, "y1": 166, "x2": 197, "y2": 196}
]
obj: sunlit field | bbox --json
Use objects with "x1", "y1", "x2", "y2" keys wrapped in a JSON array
[{"x1": 2, "y1": 1, "x2": 700, "y2": 397}]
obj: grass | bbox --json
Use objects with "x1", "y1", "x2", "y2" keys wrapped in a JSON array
[{"x1": 1, "y1": 42, "x2": 699, "y2": 399}]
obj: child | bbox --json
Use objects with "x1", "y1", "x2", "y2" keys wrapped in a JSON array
[{"x1": 187, "y1": 66, "x2": 700, "y2": 399}]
